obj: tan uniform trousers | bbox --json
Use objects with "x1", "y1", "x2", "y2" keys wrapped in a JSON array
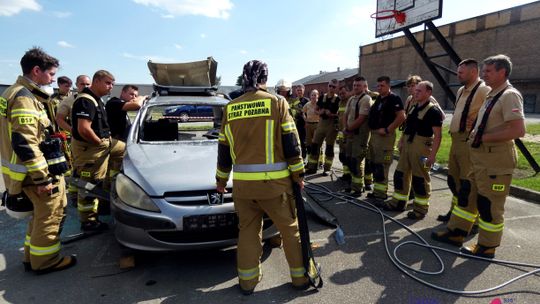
[
  {"x1": 234, "y1": 192, "x2": 307, "y2": 290},
  {"x1": 307, "y1": 119, "x2": 338, "y2": 171},
  {"x1": 305, "y1": 122, "x2": 318, "y2": 153},
  {"x1": 23, "y1": 178, "x2": 67, "y2": 270},
  {"x1": 447, "y1": 143, "x2": 516, "y2": 247},
  {"x1": 368, "y1": 131, "x2": 396, "y2": 197},
  {"x1": 388, "y1": 136, "x2": 433, "y2": 215},
  {"x1": 345, "y1": 132, "x2": 370, "y2": 191},
  {"x1": 446, "y1": 132, "x2": 472, "y2": 212},
  {"x1": 72, "y1": 137, "x2": 125, "y2": 222}
]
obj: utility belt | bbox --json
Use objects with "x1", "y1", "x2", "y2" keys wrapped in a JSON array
[
  {"x1": 403, "y1": 134, "x2": 433, "y2": 147},
  {"x1": 469, "y1": 141, "x2": 514, "y2": 154}
]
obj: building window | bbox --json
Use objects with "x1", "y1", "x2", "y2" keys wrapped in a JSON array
[{"x1": 523, "y1": 94, "x2": 537, "y2": 114}]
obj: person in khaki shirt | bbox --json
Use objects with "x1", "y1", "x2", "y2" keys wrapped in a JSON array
[
  {"x1": 436, "y1": 59, "x2": 490, "y2": 223},
  {"x1": 432, "y1": 54, "x2": 525, "y2": 259},
  {"x1": 342, "y1": 76, "x2": 373, "y2": 195},
  {"x1": 303, "y1": 89, "x2": 320, "y2": 158},
  {"x1": 55, "y1": 75, "x2": 91, "y2": 133}
]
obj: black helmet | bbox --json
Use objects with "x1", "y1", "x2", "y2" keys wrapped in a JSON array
[{"x1": 242, "y1": 60, "x2": 268, "y2": 91}]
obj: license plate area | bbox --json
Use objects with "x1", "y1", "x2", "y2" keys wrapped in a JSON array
[{"x1": 183, "y1": 212, "x2": 238, "y2": 232}]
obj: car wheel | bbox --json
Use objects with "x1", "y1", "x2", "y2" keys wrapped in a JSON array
[{"x1": 179, "y1": 112, "x2": 189, "y2": 122}]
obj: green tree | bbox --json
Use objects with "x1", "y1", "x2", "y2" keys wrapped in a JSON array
[{"x1": 235, "y1": 74, "x2": 243, "y2": 86}]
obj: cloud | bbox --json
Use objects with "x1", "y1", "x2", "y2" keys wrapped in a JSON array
[
  {"x1": 52, "y1": 11, "x2": 72, "y2": 18},
  {"x1": 122, "y1": 52, "x2": 176, "y2": 62},
  {"x1": 161, "y1": 14, "x2": 174, "y2": 18},
  {"x1": 200, "y1": 33, "x2": 206, "y2": 39},
  {"x1": 58, "y1": 41, "x2": 75, "y2": 48},
  {"x1": 133, "y1": 0, "x2": 233, "y2": 19},
  {"x1": 0, "y1": 0, "x2": 41, "y2": 16},
  {"x1": 174, "y1": 44, "x2": 183, "y2": 50}
]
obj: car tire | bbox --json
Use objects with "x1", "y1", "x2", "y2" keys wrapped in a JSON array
[{"x1": 179, "y1": 112, "x2": 189, "y2": 122}]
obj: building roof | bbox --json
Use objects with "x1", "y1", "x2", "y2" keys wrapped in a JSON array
[{"x1": 294, "y1": 68, "x2": 359, "y2": 85}]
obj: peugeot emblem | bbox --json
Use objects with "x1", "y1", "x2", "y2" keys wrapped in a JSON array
[{"x1": 207, "y1": 192, "x2": 224, "y2": 205}]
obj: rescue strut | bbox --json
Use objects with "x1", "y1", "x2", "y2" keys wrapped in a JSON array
[{"x1": 293, "y1": 183, "x2": 323, "y2": 289}]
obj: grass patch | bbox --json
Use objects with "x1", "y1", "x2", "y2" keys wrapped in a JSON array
[{"x1": 396, "y1": 123, "x2": 540, "y2": 192}]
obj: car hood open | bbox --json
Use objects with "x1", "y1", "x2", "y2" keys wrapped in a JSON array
[{"x1": 122, "y1": 141, "x2": 222, "y2": 196}]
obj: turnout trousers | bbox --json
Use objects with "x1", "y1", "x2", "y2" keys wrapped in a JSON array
[
  {"x1": 345, "y1": 132, "x2": 370, "y2": 191},
  {"x1": 305, "y1": 122, "x2": 318, "y2": 156},
  {"x1": 446, "y1": 132, "x2": 472, "y2": 213},
  {"x1": 447, "y1": 142, "x2": 516, "y2": 247},
  {"x1": 307, "y1": 119, "x2": 338, "y2": 171},
  {"x1": 388, "y1": 136, "x2": 433, "y2": 214},
  {"x1": 234, "y1": 192, "x2": 307, "y2": 290},
  {"x1": 368, "y1": 131, "x2": 396, "y2": 197},
  {"x1": 22, "y1": 178, "x2": 67, "y2": 270},
  {"x1": 71, "y1": 137, "x2": 125, "y2": 222}
]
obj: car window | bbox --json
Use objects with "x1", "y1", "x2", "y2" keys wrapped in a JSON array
[{"x1": 140, "y1": 103, "x2": 223, "y2": 142}]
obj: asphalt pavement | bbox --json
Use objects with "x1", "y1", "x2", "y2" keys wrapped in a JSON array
[{"x1": 1, "y1": 160, "x2": 540, "y2": 304}]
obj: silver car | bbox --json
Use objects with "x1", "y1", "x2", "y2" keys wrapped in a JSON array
[{"x1": 111, "y1": 87, "x2": 276, "y2": 251}]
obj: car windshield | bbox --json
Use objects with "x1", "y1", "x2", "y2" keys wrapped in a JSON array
[{"x1": 139, "y1": 103, "x2": 223, "y2": 142}]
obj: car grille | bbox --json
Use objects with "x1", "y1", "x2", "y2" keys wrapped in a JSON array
[
  {"x1": 148, "y1": 218, "x2": 274, "y2": 244},
  {"x1": 163, "y1": 189, "x2": 233, "y2": 206}
]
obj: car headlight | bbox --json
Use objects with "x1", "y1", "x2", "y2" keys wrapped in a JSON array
[{"x1": 115, "y1": 174, "x2": 160, "y2": 212}]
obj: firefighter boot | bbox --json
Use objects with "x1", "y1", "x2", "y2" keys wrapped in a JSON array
[
  {"x1": 35, "y1": 255, "x2": 77, "y2": 275},
  {"x1": 460, "y1": 244, "x2": 496, "y2": 259},
  {"x1": 431, "y1": 229, "x2": 465, "y2": 247}
]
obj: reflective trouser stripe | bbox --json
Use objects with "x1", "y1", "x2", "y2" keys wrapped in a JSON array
[
  {"x1": 452, "y1": 206, "x2": 477, "y2": 223},
  {"x1": 342, "y1": 166, "x2": 350, "y2": 174},
  {"x1": 24, "y1": 235, "x2": 31, "y2": 247},
  {"x1": 290, "y1": 267, "x2": 306, "y2": 278},
  {"x1": 218, "y1": 132, "x2": 226, "y2": 142},
  {"x1": 478, "y1": 218, "x2": 504, "y2": 232},
  {"x1": 78, "y1": 201, "x2": 98, "y2": 212},
  {"x1": 216, "y1": 168, "x2": 230, "y2": 179},
  {"x1": 452, "y1": 196, "x2": 458, "y2": 206},
  {"x1": 1, "y1": 165, "x2": 26, "y2": 181},
  {"x1": 392, "y1": 192, "x2": 408, "y2": 202},
  {"x1": 238, "y1": 266, "x2": 261, "y2": 281},
  {"x1": 233, "y1": 169, "x2": 290, "y2": 181},
  {"x1": 324, "y1": 159, "x2": 333, "y2": 166},
  {"x1": 351, "y1": 176, "x2": 363, "y2": 184},
  {"x1": 374, "y1": 182, "x2": 387, "y2": 192},
  {"x1": 109, "y1": 169, "x2": 119, "y2": 178},
  {"x1": 414, "y1": 197, "x2": 429, "y2": 206},
  {"x1": 30, "y1": 242, "x2": 61, "y2": 256}
]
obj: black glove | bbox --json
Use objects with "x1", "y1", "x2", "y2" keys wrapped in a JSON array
[{"x1": 39, "y1": 138, "x2": 69, "y2": 175}]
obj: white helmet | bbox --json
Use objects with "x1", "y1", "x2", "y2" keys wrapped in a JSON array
[
  {"x1": 275, "y1": 79, "x2": 291, "y2": 92},
  {"x1": 2, "y1": 191, "x2": 33, "y2": 219}
]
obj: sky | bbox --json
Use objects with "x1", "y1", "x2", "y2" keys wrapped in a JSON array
[{"x1": 0, "y1": 0, "x2": 537, "y2": 88}]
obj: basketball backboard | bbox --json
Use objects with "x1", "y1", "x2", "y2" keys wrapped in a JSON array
[{"x1": 374, "y1": 0, "x2": 443, "y2": 37}]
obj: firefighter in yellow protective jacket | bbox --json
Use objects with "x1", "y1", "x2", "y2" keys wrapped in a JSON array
[
  {"x1": 0, "y1": 47, "x2": 76, "y2": 274},
  {"x1": 432, "y1": 55, "x2": 525, "y2": 258},
  {"x1": 216, "y1": 60, "x2": 311, "y2": 295}
]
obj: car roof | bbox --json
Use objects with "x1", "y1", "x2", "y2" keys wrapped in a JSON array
[{"x1": 146, "y1": 95, "x2": 229, "y2": 107}]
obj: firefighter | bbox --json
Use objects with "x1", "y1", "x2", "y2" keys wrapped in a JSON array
[
  {"x1": 292, "y1": 84, "x2": 309, "y2": 159},
  {"x1": 216, "y1": 60, "x2": 314, "y2": 295},
  {"x1": 342, "y1": 76, "x2": 373, "y2": 195},
  {"x1": 71, "y1": 70, "x2": 125, "y2": 232},
  {"x1": 0, "y1": 47, "x2": 76, "y2": 274},
  {"x1": 55, "y1": 75, "x2": 91, "y2": 203},
  {"x1": 431, "y1": 55, "x2": 525, "y2": 258},
  {"x1": 435, "y1": 59, "x2": 490, "y2": 222},
  {"x1": 105, "y1": 84, "x2": 146, "y2": 142},
  {"x1": 305, "y1": 79, "x2": 341, "y2": 175},
  {"x1": 337, "y1": 83, "x2": 351, "y2": 181},
  {"x1": 48, "y1": 76, "x2": 72, "y2": 132},
  {"x1": 366, "y1": 76, "x2": 406, "y2": 199},
  {"x1": 382, "y1": 81, "x2": 443, "y2": 219}
]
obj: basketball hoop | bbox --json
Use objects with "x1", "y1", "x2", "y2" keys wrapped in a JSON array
[{"x1": 370, "y1": 9, "x2": 407, "y2": 25}]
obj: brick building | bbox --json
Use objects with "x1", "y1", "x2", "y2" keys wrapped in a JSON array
[
  {"x1": 293, "y1": 68, "x2": 359, "y2": 96},
  {"x1": 359, "y1": 1, "x2": 540, "y2": 113}
]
